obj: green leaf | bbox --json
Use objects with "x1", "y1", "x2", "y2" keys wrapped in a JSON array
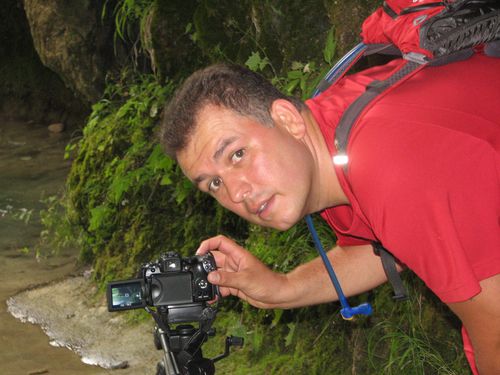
[
  {"x1": 271, "y1": 309, "x2": 284, "y2": 328},
  {"x1": 89, "y1": 205, "x2": 111, "y2": 231},
  {"x1": 258, "y1": 56, "x2": 270, "y2": 71},
  {"x1": 160, "y1": 175, "x2": 172, "y2": 185},
  {"x1": 245, "y1": 51, "x2": 263, "y2": 72},
  {"x1": 109, "y1": 174, "x2": 133, "y2": 203},
  {"x1": 285, "y1": 322, "x2": 296, "y2": 347},
  {"x1": 291, "y1": 61, "x2": 304, "y2": 71},
  {"x1": 175, "y1": 178, "x2": 194, "y2": 204},
  {"x1": 323, "y1": 27, "x2": 336, "y2": 65},
  {"x1": 245, "y1": 52, "x2": 270, "y2": 72},
  {"x1": 146, "y1": 145, "x2": 174, "y2": 172},
  {"x1": 287, "y1": 70, "x2": 303, "y2": 79},
  {"x1": 284, "y1": 79, "x2": 300, "y2": 95}
]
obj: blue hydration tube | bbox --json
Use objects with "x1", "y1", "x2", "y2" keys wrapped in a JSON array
[
  {"x1": 305, "y1": 215, "x2": 372, "y2": 320},
  {"x1": 311, "y1": 42, "x2": 367, "y2": 98},
  {"x1": 305, "y1": 41, "x2": 373, "y2": 320}
]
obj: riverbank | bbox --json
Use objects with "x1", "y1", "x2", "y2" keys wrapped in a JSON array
[
  {"x1": 0, "y1": 248, "x2": 100, "y2": 375},
  {"x1": 0, "y1": 117, "x2": 155, "y2": 374},
  {"x1": 7, "y1": 268, "x2": 159, "y2": 374}
]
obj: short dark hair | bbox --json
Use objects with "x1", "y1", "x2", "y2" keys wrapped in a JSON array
[{"x1": 159, "y1": 63, "x2": 305, "y2": 159}]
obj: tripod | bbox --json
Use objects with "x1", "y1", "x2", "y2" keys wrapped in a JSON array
[{"x1": 148, "y1": 307, "x2": 244, "y2": 375}]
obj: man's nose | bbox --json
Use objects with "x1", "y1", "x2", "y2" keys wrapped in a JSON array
[{"x1": 225, "y1": 175, "x2": 251, "y2": 203}]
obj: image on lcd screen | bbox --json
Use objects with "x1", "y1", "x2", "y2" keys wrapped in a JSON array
[{"x1": 111, "y1": 282, "x2": 143, "y2": 308}]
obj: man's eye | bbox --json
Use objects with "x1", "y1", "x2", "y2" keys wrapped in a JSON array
[
  {"x1": 208, "y1": 177, "x2": 222, "y2": 192},
  {"x1": 231, "y1": 149, "x2": 245, "y2": 163}
]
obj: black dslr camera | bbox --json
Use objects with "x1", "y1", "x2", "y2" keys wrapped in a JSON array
[
  {"x1": 107, "y1": 252, "x2": 243, "y2": 375},
  {"x1": 107, "y1": 251, "x2": 218, "y2": 323}
]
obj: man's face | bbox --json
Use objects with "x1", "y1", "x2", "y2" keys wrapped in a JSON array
[{"x1": 177, "y1": 104, "x2": 316, "y2": 230}]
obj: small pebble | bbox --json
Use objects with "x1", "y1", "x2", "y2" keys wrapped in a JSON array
[
  {"x1": 28, "y1": 369, "x2": 49, "y2": 375},
  {"x1": 48, "y1": 123, "x2": 65, "y2": 133},
  {"x1": 110, "y1": 360, "x2": 129, "y2": 369}
]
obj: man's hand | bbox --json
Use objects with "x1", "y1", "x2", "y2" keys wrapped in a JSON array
[
  {"x1": 197, "y1": 235, "x2": 390, "y2": 310},
  {"x1": 196, "y1": 235, "x2": 292, "y2": 309}
]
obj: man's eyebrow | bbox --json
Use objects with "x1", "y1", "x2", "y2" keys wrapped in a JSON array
[
  {"x1": 194, "y1": 174, "x2": 208, "y2": 187},
  {"x1": 213, "y1": 136, "x2": 238, "y2": 160}
]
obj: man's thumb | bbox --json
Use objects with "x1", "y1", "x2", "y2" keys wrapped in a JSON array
[
  {"x1": 208, "y1": 270, "x2": 242, "y2": 289},
  {"x1": 207, "y1": 271, "x2": 221, "y2": 284}
]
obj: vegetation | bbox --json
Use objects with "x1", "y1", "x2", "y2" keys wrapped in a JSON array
[{"x1": 40, "y1": 0, "x2": 469, "y2": 373}]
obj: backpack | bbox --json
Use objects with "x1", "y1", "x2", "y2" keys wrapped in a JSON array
[{"x1": 308, "y1": 0, "x2": 500, "y2": 311}]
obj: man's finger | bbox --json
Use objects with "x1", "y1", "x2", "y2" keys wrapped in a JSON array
[
  {"x1": 196, "y1": 235, "x2": 244, "y2": 260},
  {"x1": 196, "y1": 235, "x2": 228, "y2": 255},
  {"x1": 210, "y1": 251, "x2": 226, "y2": 269}
]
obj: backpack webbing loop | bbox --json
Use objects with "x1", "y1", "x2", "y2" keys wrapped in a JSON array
[{"x1": 373, "y1": 242, "x2": 408, "y2": 301}]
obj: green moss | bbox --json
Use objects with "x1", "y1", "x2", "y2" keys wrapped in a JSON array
[{"x1": 63, "y1": 73, "x2": 247, "y2": 283}]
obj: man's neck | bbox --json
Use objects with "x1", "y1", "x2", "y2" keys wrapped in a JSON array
[{"x1": 301, "y1": 109, "x2": 350, "y2": 211}]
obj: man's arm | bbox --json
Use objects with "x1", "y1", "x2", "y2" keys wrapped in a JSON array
[
  {"x1": 196, "y1": 235, "x2": 391, "y2": 309},
  {"x1": 447, "y1": 273, "x2": 500, "y2": 375}
]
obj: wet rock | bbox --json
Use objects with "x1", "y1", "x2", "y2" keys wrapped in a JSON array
[
  {"x1": 22, "y1": 0, "x2": 115, "y2": 103},
  {"x1": 48, "y1": 122, "x2": 65, "y2": 133}
]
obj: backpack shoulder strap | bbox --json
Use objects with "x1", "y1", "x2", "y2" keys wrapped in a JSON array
[
  {"x1": 331, "y1": 60, "x2": 426, "y2": 302},
  {"x1": 334, "y1": 59, "x2": 425, "y2": 166}
]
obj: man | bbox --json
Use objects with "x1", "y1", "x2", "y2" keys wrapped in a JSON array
[{"x1": 159, "y1": 52, "x2": 500, "y2": 374}]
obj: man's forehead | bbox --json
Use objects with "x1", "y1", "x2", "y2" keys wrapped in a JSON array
[
  {"x1": 177, "y1": 107, "x2": 238, "y2": 175},
  {"x1": 185, "y1": 106, "x2": 229, "y2": 151}
]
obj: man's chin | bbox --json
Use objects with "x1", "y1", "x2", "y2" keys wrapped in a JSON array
[{"x1": 258, "y1": 219, "x2": 297, "y2": 232}]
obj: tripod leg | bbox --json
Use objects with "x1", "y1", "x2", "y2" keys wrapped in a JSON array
[
  {"x1": 158, "y1": 328, "x2": 180, "y2": 375},
  {"x1": 156, "y1": 361, "x2": 166, "y2": 375}
]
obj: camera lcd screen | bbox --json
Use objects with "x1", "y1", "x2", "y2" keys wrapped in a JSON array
[
  {"x1": 151, "y1": 273, "x2": 193, "y2": 306},
  {"x1": 107, "y1": 279, "x2": 146, "y2": 311}
]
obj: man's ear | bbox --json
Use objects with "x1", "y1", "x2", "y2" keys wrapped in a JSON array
[{"x1": 270, "y1": 99, "x2": 307, "y2": 139}]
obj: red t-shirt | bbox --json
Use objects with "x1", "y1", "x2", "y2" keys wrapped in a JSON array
[{"x1": 306, "y1": 53, "x2": 500, "y2": 303}]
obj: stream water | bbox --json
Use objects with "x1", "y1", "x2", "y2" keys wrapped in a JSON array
[{"x1": 0, "y1": 117, "x2": 112, "y2": 375}]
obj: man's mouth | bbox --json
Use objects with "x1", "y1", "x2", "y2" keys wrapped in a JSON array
[
  {"x1": 256, "y1": 196, "x2": 274, "y2": 219},
  {"x1": 257, "y1": 201, "x2": 268, "y2": 215}
]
